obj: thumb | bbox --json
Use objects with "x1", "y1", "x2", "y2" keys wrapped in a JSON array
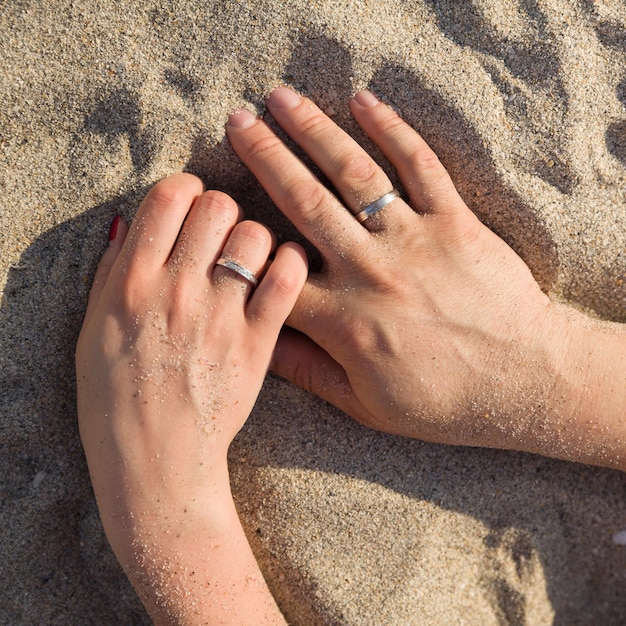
[
  {"x1": 84, "y1": 215, "x2": 128, "y2": 320},
  {"x1": 285, "y1": 277, "x2": 333, "y2": 348},
  {"x1": 271, "y1": 327, "x2": 357, "y2": 416}
]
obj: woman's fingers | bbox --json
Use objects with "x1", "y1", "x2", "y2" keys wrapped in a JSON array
[
  {"x1": 122, "y1": 173, "x2": 205, "y2": 269},
  {"x1": 212, "y1": 219, "x2": 274, "y2": 298},
  {"x1": 248, "y1": 242, "x2": 308, "y2": 332},
  {"x1": 169, "y1": 190, "x2": 243, "y2": 274},
  {"x1": 349, "y1": 91, "x2": 467, "y2": 216},
  {"x1": 84, "y1": 215, "x2": 129, "y2": 321}
]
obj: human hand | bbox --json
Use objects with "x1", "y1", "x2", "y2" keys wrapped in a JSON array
[
  {"x1": 227, "y1": 87, "x2": 582, "y2": 456},
  {"x1": 76, "y1": 174, "x2": 304, "y2": 623}
]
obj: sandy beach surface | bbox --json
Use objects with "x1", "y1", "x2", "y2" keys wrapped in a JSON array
[{"x1": 2, "y1": 0, "x2": 626, "y2": 624}]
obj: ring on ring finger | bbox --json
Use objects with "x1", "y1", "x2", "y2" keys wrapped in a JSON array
[
  {"x1": 215, "y1": 258, "x2": 259, "y2": 287},
  {"x1": 212, "y1": 220, "x2": 273, "y2": 293},
  {"x1": 355, "y1": 189, "x2": 400, "y2": 224}
]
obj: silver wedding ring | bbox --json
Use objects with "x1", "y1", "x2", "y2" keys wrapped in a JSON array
[
  {"x1": 215, "y1": 258, "x2": 259, "y2": 287},
  {"x1": 355, "y1": 189, "x2": 400, "y2": 223}
]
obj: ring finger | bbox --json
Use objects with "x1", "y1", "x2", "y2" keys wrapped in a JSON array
[{"x1": 212, "y1": 220, "x2": 274, "y2": 300}]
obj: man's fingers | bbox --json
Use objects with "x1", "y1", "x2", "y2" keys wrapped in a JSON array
[
  {"x1": 350, "y1": 91, "x2": 467, "y2": 216},
  {"x1": 264, "y1": 87, "x2": 413, "y2": 230},
  {"x1": 227, "y1": 110, "x2": 369, "y2": 260}
]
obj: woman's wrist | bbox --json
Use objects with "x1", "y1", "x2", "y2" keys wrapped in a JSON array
[
  {"x1": 109, "y1": 478, "x2": 285, "y2": 625},
  {"x1": 99, "y1": 470, "x2": 228, "y2": 564}
]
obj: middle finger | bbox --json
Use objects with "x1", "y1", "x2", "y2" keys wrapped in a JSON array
[{"x1": 227, "y1": 108, "x2": 368, "y2": 260}]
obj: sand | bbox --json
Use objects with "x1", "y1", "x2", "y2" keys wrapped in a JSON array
[{"x1": 2, "y1": 0, "x2": 626, "y2": 624}]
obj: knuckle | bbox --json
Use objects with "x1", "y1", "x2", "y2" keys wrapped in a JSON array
[
  {"x1": 232, "y1": 220, "x2": 272, "y2": 248},
  {"x1": 147, "y1": 174, "x2": 201, "y2": 208},
  {"x1": 333, "y1": 314, "x2": 385, "y2": 359},
  {"x1": 336, "y1": 153, "x2": 381, "y2": 189},
  {"x1": 408, "y1": 143, "x2": 444, "y2": 175},
  {"x1": 245, "y1": 134, "x2": 286, "y2": 162},
  {"x1": 264, "y1": 265, "x2": 300, "y2": 297},
  {"x1": 202, "y1": 189, "x2": 237, "y2": 211},
  {"x1": 295, "y1": 111, "x2": 331, "y2": 141},
  {"x1": 201, "y1": 190, "x2": 240, "y2": 219},
  {"x1": 282, "y1": 180, "x2": 329, "y2": 223},
  {"x1": 378, "y1": 112, "x2": 407, "y2": 135}
]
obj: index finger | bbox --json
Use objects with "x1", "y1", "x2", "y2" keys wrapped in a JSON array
[{"x1": 226, "y1": 109, "x2": 369, "y2": 259}]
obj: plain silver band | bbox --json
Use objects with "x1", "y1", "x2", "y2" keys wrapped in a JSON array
[
  {"x1": 215, "y1": 258, "x2": 259, "y2": 287},
  {"x1": 355, "y1": 189, "x2": 400, "y2": 223}
]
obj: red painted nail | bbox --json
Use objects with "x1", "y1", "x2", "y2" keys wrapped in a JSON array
[{"x1": 108, "y1": 214, "x2": 120, "y2": 244}]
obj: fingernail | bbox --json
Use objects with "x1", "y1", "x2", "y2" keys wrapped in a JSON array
[
  {"x1": 267, "y1": 86, "x2": 302, "y2": 109},
  {"x1": 353, "y1": 90, "x2": 379, "y2": 107},
  {"x1": 228, "y1": 108, "x2": 258, "y2": 129},
  {"x1": 108, "y1": 214, "x2": 120, "y2": 245}
]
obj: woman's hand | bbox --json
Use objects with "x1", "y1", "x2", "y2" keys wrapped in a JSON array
[
  {"x1": 227, "y1": 87, "x2": 626, "y2": 469},
  {"x1": 76, "y1": 174, "x2": 304, "y2": 623}
]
